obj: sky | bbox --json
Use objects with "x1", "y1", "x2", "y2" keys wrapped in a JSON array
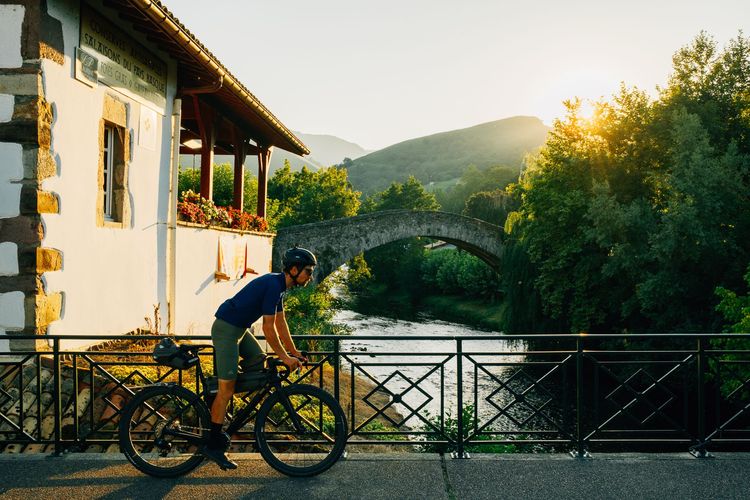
[{"x1": 165, "y1": 0, "x2": 749, "y2": 151}]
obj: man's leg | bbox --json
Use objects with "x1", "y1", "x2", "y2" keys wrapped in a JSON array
[
  {"x1": 205, "y1": 319, "x2": 244, "y2": 469},
  {"x1": 210, "y1": 379, "x2": 236, "y2": 431}
]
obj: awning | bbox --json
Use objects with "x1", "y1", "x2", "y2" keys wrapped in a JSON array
[{"x1": 102, "y1": 0, "x2": 309, "y2": 156}]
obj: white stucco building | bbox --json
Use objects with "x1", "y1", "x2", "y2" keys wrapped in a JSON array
[{"x1": 0, "y1": 0, "x2": 308, "y2": 350}]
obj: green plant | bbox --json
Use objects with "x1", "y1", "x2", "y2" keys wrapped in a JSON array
[
  {"x1": 283, "y1": 281, "x2": 351, "y2": 353},
  {"x1": 419, "y1": 404, "x2": 518, "y2": 454}
]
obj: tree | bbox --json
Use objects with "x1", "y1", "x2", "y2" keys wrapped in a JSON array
[
  {"x1": 462, "y1": 188, "x2": 518, "y2": 225},
  {"x1": 268, "y1": 162, "x2": 361, "y2": 228},
  {"x1": 507, "y1": 32, "x2": 750, "y2": 333},
  {"x1": 178, "y1": 163, "x2": 259, "y2": 214},
  {"x1": 436, "y1": 164, "x2": 519, "y2": 214},
  {"x1": 373, "y1": 175, "x2": 440, "y2": 211},
  {"x1": 716, "y1": 265, "x2": 750, "y2": 333}
]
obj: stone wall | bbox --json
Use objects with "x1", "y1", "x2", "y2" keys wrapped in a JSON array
[{"x1": 0, "y1": 1, "x2": 65, "y2": 351}]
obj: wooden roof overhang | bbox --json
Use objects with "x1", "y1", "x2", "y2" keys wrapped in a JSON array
[{"x1": 101, "y1": 0, "x2": 309, "y2": 157}]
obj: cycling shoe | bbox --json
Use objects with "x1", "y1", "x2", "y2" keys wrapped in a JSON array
[{"x1": 201, "y1": 445, "x2": 238, "y2": 470}]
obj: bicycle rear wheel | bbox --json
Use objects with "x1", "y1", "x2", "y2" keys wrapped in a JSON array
[
  {"x1": 119, "y1": 384, "x2": 209, "y2": 478},
  {"x1": 255, "y1": 384, "x2": 347, "y2": 477}
]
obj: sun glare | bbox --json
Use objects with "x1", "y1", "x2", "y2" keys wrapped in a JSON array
[
  {"x1": 535, "y1": 69, "x2": 618, "y2": 125},
  {"x1": 577, "y1": 99, "x2": 596, "y2": 120}
]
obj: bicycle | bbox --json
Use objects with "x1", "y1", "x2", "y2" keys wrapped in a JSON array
[{"x1": 118, "y1": 343, "x2": 348, "y2": 478}]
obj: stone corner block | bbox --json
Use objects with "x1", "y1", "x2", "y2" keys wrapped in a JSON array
[
  {"x1": 37, "y1": 190, "x2": 59, "y2": 214},
  {"x1": 0, "y1": 72, "x2": 41, "y2": 97},
  {"x1": 36, "y1": 247, "x2": 61, "y2": 272},
  {"x1": 20, "y1": 186, "x2": 59, "y2": 215},
  {"x1": 22, "y1": 147, "x2": 57, "y2": 181},
  {"x1": 25, "y1": 290, "x2": 62, "y2": 329}
]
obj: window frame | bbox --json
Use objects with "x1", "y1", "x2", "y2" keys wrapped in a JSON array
[
  {"x1": 103, "y1": 124, "x2": 115, "y2": 220},
  {"x1": 97, "y1": 94, "x2": 130, "y2": 229}
]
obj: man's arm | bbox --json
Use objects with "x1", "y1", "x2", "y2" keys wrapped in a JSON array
[
  {"x1": 261, "y1": 314, "x2": 299, "y2": 369},
  {"x1": 275, "y1": 311, "x2": 303, "y2": 359}
]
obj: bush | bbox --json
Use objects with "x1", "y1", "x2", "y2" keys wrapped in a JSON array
[
  {"x1": 283, "y1": 280, "x2": 351, "y2": 352},
  {"x1": 419, "y1": 404, "x2": 518, "y2": 454}
]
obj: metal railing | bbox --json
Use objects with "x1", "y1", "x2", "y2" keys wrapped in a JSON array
[{"x1": 1, "y1": 333, "x2": 749, "y2": 457}]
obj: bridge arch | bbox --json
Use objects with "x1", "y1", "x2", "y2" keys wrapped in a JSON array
[{"x1": 272, "y1": 210, "x2": 504, "y2": 282}]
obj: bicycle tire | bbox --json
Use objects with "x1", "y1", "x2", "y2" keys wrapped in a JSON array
[
  {"x1": 255, "y1": 384, "x2": 347, "y2": 477},
  {"x1": 119, "y1": 384, "x2": 209, "y2": 478}
]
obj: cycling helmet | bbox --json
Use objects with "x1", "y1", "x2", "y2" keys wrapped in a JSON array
[
  {"x1": 152, "y1": 337, "x2": 199, "y2": 370},
  {"x1": 282, "y1": 247, "x2": 317, "y2": 271}
]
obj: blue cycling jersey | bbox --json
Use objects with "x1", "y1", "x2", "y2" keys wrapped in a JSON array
[{"x1": 215, "y1": 273, "x2": 286, "y2": 328}]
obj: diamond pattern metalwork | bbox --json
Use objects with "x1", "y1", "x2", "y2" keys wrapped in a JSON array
[
  {"x1": 699, "y1": 357, "x2": 750, "y2": 445},
  {"x1": 584, "y1": 354, "x2": 695, "y2": 441},
  {"x1": 603, "y1": 367, "x2": 678, "y2": 426},
  {"x1": 471, "y1": 356, "x2": 573, "y2": 441},
  {"x1": 341, "y1": 354, "x2": 449, "y2": 437},
  {"x1": 362, "y1": 370, "x2": 433, "y2": 428}
]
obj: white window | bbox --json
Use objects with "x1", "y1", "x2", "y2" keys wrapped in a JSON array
[{"x1": 103, "y1": 125, "x2": 114, "y2": 219}]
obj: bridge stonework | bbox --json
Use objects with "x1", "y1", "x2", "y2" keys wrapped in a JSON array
[{"x1": 272, "y1": 210, "x2": 504, "y2": 281}]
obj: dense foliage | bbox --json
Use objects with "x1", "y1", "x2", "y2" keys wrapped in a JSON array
[
  {"x1": 268, "y1": 162, "x2": 361, "y2": 228},
  {"x1": 716, "y1": 265, "x2": 750, "y2": 334},
  {"x1": 282, "y1": 279, "x2": 351, "y2": 351},
  {"x1": 178, "y1": 163, "x2": 259, "y2": 214},
  {"x1": 503, "y1": 32, "x2": 750, "y2": 334},
  {"x1": 435, "y1": 164, "x2": 520, "y2": 217},
  {"x1": 421, "y1": 250, "x2": 501, "y2": 301}
]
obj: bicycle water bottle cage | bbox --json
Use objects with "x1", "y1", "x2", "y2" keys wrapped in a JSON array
[{"x1": 152, "y1": 337, "x2": 200, "y2": 369}]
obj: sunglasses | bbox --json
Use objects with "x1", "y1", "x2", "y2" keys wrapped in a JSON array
[{"x1": 302, "y1": 267, "x2": 315, "y2": 275}]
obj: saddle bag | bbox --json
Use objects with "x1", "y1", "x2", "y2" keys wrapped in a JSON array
[{"x1": 152, "y1": 337, "x2": 200, "y2": 369}]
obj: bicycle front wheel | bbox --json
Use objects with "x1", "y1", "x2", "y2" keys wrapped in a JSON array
[
  {"x1": 255, "y1": 384, "x2": 347, "y2": 477},
  {"x1": 119, "y1": 384, "x2": 209, "y2": 478}
]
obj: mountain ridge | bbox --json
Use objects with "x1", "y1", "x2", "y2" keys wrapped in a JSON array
[{"x1": 342, "y1": 116, "x2": 550, "y2": 193}]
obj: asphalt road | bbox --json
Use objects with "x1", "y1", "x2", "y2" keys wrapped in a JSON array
[{"x1": 0, "y1": 452, "x2": 748, "y2": 499}]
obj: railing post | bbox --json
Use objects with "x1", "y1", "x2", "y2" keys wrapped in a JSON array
[
  {"x1": 571, "y1": 335, "x2": 588, "y2": 458},
  {"x1": 691, "y1": 336, "x2": 711, "y2": 458},
  {"x1": 452, "y1": 338, "x2": 468, "y2": 459},
  {"x1": 333, "y1": 337, "x2": 340, "y2": 402},
  {"x1": 53, "y1": 338, "x2": 62, "y2": 456}
]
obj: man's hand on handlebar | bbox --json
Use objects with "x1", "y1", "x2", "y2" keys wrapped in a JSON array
[
  {"x1": 281, "y1": 354, "x2": 302, "y2": 371},
  {"x1": 289, "y1": 349, "x2": 308, "y2": 364}
]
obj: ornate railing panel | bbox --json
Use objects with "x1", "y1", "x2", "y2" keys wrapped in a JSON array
[{"x1": 0, "y1": 333, "x2": 749, "y2": 456}]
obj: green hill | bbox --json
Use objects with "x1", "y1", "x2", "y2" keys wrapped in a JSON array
[{"x1": 343, "y1": 116, "x2": 550, "y2": 193}]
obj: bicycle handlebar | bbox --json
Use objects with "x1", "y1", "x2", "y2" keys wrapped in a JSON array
[{"x1": 267, "y1": 351, "x2": 309, "y2": 379}]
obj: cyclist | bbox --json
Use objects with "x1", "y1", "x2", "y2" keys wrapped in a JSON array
[{"x1": 201, "y1": 247, "x2": 316, "y2": 469}]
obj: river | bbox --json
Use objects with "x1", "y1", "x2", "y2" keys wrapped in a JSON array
[{"x1": 333, "y1": 308, "x2": 528, "y2": 429}]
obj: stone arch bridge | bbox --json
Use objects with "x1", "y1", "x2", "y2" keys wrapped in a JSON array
[{"x1": 272, "y1": 210, "x2": 504, "y2": 282}]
